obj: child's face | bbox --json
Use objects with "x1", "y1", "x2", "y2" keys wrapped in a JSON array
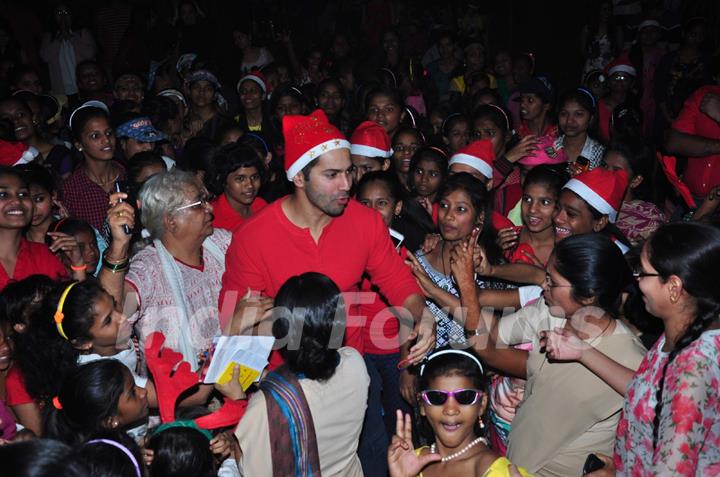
[
  {"x1": 0, "y1": 174, "x2": 31, "y2": 230},
  {"x1": 438, "y1": 189, "x2": 481, "y2": 241},
  {"x1": 521, "y1": 182, "x2": 557, "y2": 233},
  {"x1": 88, "y1": 292, "x2": 132, "y2": 352},
  {"x1": 317, "y1": 84, "x2": 344, "y2": 116},
  {"x1": 115, "y1": 369, "x2": 149, "y2": 427},
  {"x1": 239, "y1": 80, "x2": 264, "y2": 111},
  {"x1": 351, "y1": 155, "x2": 387, "y2": 185},
  {"x1": 554, "y1": 189, "x2": 603, "y2": 240},
  {"x1": 558, "y1": 100, "x2": 591, "y2": 138},
  {"x1": 392, "y1": 132, "x2": 420, "y2": 174},
  {"x1": 274, "y1": 95, "x2": 303, "y2": 120},
  {"x1": 75, "y1": 229, "x2": 100, "y2": 272},
  {"x1": 367, "y1": 94, "x2": 403, "y2": 136},
  {"x1": 472, "y1": 117, "x2": 506, "y2": 158},
  {"x1": 520, "y1": 93, "x2": 547, "y2": 122},
  {"x1": 29, "y1": 184, "x2": 52, "y2": 227},
  {"x1": 412, "y1": 159, "x2": 443, "y2": 198},
  {"x1": 445, "y1": 120, "x2": 469, "y2": 154},
  {"x1": 225, "y1": 166, "x2": 261, "y2": 207},
  {"x1": 420, "y1": 374, "x2": 486, "y2": 450},
  {"x1": 77, "y1": 117, "x2": 115, "y2": 162},
  {"x1": 358, "y1": 181, "x2": 399, "y2": 228}
]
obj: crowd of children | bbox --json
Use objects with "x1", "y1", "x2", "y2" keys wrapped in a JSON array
[{"x1": 0, "y1": 1, "x2": 719, "y2": 476}]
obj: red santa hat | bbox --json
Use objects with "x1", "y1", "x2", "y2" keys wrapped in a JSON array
[
  {"x1": 283, "y1": 109, "x2": 350, "y2": 180},
  {"x1": 0, "y1": 140, "x2": 39, "y2": 166},
  {"x1": 563, "y1": 167, "x2": 628, "y2": 223},
  {"x1": 236, "y1": 71, "x2": 267, "y2": 94},
  {"x1": 448, "y1": 140, "x2": 495, "y2": 179},
  {"x1": 606, "y1": 58, "x2": 636, "y2": 77},
  {"x1": 658, "y1": 153, "x2": 696, "y2": 208},
  {"x1": 350, "y1": 121, "x2": 393, "y2": 158}
]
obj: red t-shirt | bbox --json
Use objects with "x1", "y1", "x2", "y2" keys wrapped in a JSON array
[
  {"x1": 671, "y1": 85, "x2": 720, "y2": 198},
  {"x1": 220, "y1": 198, "x2": 422, "y2": 355},
  {"x1": 211, "y1": 194, "x2": 268, "y2": 232},
  {"x1": 359, "y1": 246, "x2": 410, "y2": 355},
  {"x1": 0, "y1": 239, "x2": 67, "y2": 291},
  {"x1": 597, "y1": 99, "x2": 612, "y2": 145},
  {"x1": 4, "y1": 366, "x2": 32, "y2": 406}
]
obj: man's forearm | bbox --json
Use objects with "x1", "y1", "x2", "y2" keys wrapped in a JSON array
[{"x1": 665, "y1": 129, "x2": 720, "y2": 157}]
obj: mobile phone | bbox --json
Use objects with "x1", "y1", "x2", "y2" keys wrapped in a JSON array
[
  {"x1": 114, "y1": 181, "x2": 132, "y2": 235},
  {"x1": 582, "y1": 453, "x2": 605, "y2": 475},
  {"x1": 576, "y1": 156, "x2": 590, "y2": 174},
  {"x1": 389, "y1": 228, "x2": 405, "y2": 251}
]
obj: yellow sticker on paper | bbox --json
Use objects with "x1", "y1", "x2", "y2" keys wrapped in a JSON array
[{"x1": 217, "y1": 361, "x2": 261, "y2": 390}]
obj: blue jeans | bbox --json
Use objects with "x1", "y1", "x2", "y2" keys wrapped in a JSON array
[
  {"x1": 366, "y1": 352, "x2": 412, "y2": 435},
  {"x1": 358, "y1": 352, "x2": 412, "y2": 477}
]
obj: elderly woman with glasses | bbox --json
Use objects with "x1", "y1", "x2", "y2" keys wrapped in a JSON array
[{"x1": 99, "y1": 168, "x2": 230, "y2": 370}]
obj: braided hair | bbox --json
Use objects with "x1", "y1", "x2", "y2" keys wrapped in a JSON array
[{"x1": 646, "y1": 222, "x2": 720, "y2": 447}]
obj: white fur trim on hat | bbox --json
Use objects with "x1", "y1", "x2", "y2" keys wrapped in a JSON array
[
  {"x1": 608, "y1": 64, "x2": 637, "y2": 77},
  {"x1": 638, "y1": 20, "x2": 661, "y2": 30},
  {"x1": 286, "y1": 138, "x2": 351, "y2": 180},
  {"x1": 564, "y1": 178, "x2": 619, "y2": 222},
  {"x1": 449, "y1": 153, "x2": 493, "y2": 179},
  {"x1": 18, "y1": 146, "x2": 39, "y2": 165},
  {"x1": 613, "y1": 238, "x2": 630, "y2": 255},
  {"x1": 237, "y1": 74, "x2": 266, "y2": 93},
  {"x1": 350, "y1": 144, "x2": 393, "y2": 158}
]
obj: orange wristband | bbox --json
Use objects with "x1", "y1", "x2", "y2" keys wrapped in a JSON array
[{"x1": 70, "y1": 264, "x2": 88, "y2": 271}]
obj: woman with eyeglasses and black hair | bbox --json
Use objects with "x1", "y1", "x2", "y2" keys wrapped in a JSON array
[
  {"x1": 452, "y1": 233, "x2": 646, "y2": 476},
  {"x1": 541, "y1": 222, "x2": 720, "y2": 476}
]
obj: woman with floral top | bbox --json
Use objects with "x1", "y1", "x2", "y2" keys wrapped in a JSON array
[{"x1": 542, "y1": 222, "x2": 720, "y2": 475}]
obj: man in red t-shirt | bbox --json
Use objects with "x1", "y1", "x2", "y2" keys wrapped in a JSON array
[
  {"x1": 221, "y1": 110, "x2": 436, "y2": 476},
  {"x1": 666, "y1": 85, "x2": 720, "y2": 200},
  {"x1": 220, "y1": 109, "x2": 435, "y2": 363}
]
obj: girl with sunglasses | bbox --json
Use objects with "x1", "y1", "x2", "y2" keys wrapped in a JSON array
[{"x1": 387, "y1": 347, "x2": 530, "y2": 476}]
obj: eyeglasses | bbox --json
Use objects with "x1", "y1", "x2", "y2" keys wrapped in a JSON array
[
  {"x1": 175, "y1": 198, "x2": 209, "y2": 212},
  {"x1": 420, "y1": 389, "x2": 481, "y2": 406},
  {"x1": 544, "y1": 273, "x2": 573, "y2": 288},
  {"x1": 611, "y1": 74, "x2": 632, "y2": 82},
  {"x1": 632, "y1": 267, "x2": 661, "y2": 280}
]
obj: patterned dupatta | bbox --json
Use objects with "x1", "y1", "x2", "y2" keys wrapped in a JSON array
[{"x1": 260, "y1": 365, "x2": 321, "y2": 476}]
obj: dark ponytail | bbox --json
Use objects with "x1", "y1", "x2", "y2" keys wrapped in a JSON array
[
  {"x1": 44, "y1": 360, "x2": 127, "y2": 445},
  {"x1": 646, "y1": 222, "x2": 720, "y2": 447},
  {"x1": 553, "y1": 233, "x2": 631, "y2": 317},
  {"x1": 272, "y1": 272, "x2": 344, "y2": 381},
  {"x1": 14, "y1": 280, "x2": 107, "y2": 402}
]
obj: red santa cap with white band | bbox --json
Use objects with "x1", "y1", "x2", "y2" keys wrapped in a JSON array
[
  {"x1": 448, "y1": 140, "x2": 495, "y2": 180},
  {"x1": 0, "y1": 140, "x2": 39, "y2": 166},
  {"x1": 563, "y1": 168, "x2": 628, "y2": 223},
  {"x1": 607, "y1": 58, "x2": 636, "y2": 77},
  {"x1": 283, "y1": 109, "x2": 350, "y2": 180},
  {"x1": 350, "y1": 121, "x2": 393, "y2": 158}
]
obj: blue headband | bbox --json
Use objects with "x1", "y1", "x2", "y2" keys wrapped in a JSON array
[
  {"x1": 245, "y1": 133, "x2": 269, "y2": 155},
  {"x1": 576, "y1": 87, "x2": 597, "y2": 109}
]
